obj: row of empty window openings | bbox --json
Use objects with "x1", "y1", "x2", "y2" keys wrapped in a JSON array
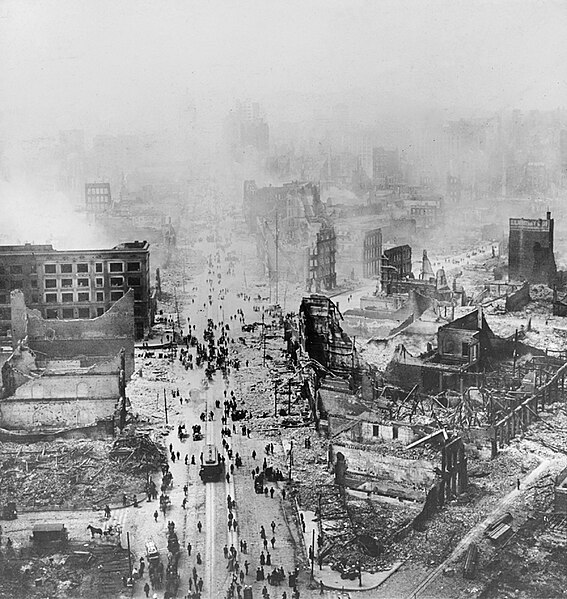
[
  {"x1": 44, "y1": 276, "x2": 141, "y2": 288},
  {"x1": 43, "y1": 262, "x2": 141, "y2": 274},
  {"x1": 45, "y1": 291, "x2": 124, "y2": 303},
  {"x1": 0, "y1": 262, "x2": 141, "y2": 275},
  {"x1": 0, "y1": 276, "x2": 141, "y2": 293}
]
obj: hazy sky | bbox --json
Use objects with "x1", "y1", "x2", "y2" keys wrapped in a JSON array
[{"x1": 1, "y1": 0, "x2": 566, "y2": 139}]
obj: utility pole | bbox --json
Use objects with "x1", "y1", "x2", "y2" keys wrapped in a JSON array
[
  {"x1": 274, "y1": 381, "x2": 278, "y2": 417},
  {"x1": 288, "y1": 379, "x2": 292, "y2": 414},
  {"x1": 512, "y1": 328, "x2": 519, "y2": 379},
  {"x1": 262, "y1": 311, "x2": 266, "y2": 366},
  {"x1": 275, "y1": 210, "x2": 279, "y2": 305},
  {"x1": 310, "y1": 529, "x2": 315, "y2": 579},
  {"x1": 126, "y1": 532, "x2": 133, "y2": 582},
  {"x1": 163, "y1": 389, "x2": 169, "y2": 425},
  {"x1": 288, "y1": 440, "x2": 293, "y2": 481}
]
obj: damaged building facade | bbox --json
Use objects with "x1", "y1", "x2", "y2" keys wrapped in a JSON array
[
  {"x1": 508, "y1": 211, "x2": 556, "y2": 284},
  {"x1": 0, "y1": 290, "x2": 134, "y2": 432},
  {"x1": 0, "y1": 240, "x2": 153, "y2": 339}
]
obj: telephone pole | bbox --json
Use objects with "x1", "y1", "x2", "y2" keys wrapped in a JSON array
[{"x1": 275, "y1": 210, "x2": 279, "y2": 305}]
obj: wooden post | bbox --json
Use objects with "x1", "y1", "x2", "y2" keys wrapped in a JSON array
[{"x1": 164, "y1": 389, "x2": 169, "y2": 425}]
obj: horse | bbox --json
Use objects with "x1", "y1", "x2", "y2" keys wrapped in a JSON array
[{"x1": 87, "y1": 525, "x2": 103, "y2": 538}]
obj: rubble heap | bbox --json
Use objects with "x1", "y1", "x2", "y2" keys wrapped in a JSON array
[
  {"x1": 109, "y1": 433, "x2": 167, "y2": 473},
  {"x1": 0, "y1": 439, "x2": 148, "y2": 510}
]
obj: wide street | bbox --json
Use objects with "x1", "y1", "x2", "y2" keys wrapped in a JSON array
[{"x1": 123, "y1": 214, "x2": 305, "y2": 599}]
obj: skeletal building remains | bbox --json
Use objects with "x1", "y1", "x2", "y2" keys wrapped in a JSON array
[
  {"x1": 299, "y1": 295, "x2": 357, "y2": 376},
  {"x1": 0, "y1": 290, "x2": 133, "y2": 432},
  {"x1": 508, "y1": 211, "x2": 556, "y2": 285}
]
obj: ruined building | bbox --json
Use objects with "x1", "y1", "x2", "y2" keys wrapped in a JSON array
[
  {"x1": 381, "y1": 244, "x2": 412, "y2": 291},
  {"x1": 0, "y1": 290, "x2": 134, "y2": 432},
  {"x1": 335, "y1": 226, "x2": 382, "y2": 281},
  {"x1": 307, "y1": 225, "x2": 337, "y2": 292},
  {"x1": 299, "y1": 295, "x2": 357, "y2": 376},
  {"x1": 85, "y1": 182, "x2": 112, "y2": 213},
  {"x1": 508, "y1": 212, "x2": 556, "y2": 285},
  {"x1": 0, "y1": 241, "x2": 153, "y2": 339}
]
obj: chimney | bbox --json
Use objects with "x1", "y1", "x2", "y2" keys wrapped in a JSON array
[{"x1": 477, "y1": 305, "x2": 483, "y2": 330}]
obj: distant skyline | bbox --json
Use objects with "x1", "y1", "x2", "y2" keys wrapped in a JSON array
[{"x1": 1, "y1": 0, "x2": 567, "y2": 141}]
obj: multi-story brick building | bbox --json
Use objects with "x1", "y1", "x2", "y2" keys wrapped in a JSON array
[
  {"x1": 508, "y1": 212, "x2": 556, "y2": 285},
  {"x1": 0, "y1": 241, "x2": 152, "y2": 339}
]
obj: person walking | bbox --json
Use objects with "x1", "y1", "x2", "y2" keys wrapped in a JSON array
[
  {"x1": 187, "y1": 541, "x2": 192, "y2": 556},
  {"x1": 153, "y1": 510, "x2": 158, "y2": 523},
  {"x1": 197, "y1": 520, "x2": 202, "y2": 533},
  {"x1": 271, "y1": 520, "x2": 276, "y2": 533},
  {"x1": 271, "y1": 536, "x2": 276, "y2": 549},
  {"x1": 244, "y1": 560, "x2": 249, "y2": 575},
  {"x1": 143, "y1": 582, "x2": 150, "y2": 597}
]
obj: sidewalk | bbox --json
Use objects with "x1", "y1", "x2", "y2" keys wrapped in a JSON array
[{"x1": 299, "y1": 509, "x2": 403, "y2": 592}]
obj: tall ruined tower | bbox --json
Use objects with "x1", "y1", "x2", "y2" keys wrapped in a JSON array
[{"x1": 508, "y1": 212, "x2": 556, "y2": 285}]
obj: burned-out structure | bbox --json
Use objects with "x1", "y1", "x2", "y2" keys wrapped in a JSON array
[
  {"x1": 385, "y1": 308, "x2": 497, "y2": 393},
  {"x1": 0, "y1": 290, "x2": 133, "y2": 432},
  {"x1": 0, "y1": 241, "x2": 154, "y2": 339},
  {"x1": 508, "y1": 211, "x2": 556, "y2": 285},
  {"x1": 298, "y1": 295, "x2": 357, "y2": 376},
  {"x1": 381, "y1": 244, "x2": 412, "y2": 291},
  {"x1": 307, "y1": 225, "x2": 337, "y2": 292}
]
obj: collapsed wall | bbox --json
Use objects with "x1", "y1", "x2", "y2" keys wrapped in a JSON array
[
  {"x1": 0, "y1": 347, "x2": 120, "y2": 429},
  {"x1": 11, "y1": 289, "x2": 135, "y2": 379},
  {"x1": 0, "y1": 290, "x2": 133, "y2": 431}
]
